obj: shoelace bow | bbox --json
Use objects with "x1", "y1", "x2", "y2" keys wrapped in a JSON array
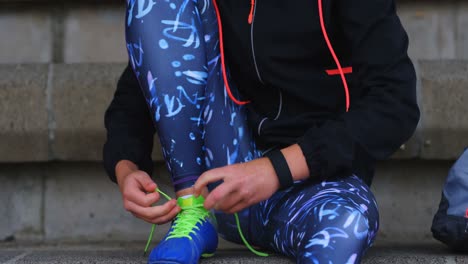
[{"x1": 143, "y1": 188, "x2": 268, "y2": 257}]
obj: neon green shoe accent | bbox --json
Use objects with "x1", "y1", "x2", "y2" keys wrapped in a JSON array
[
  {"x1": 201, "y1": 253, "x2": 215, "y2": 258},
  {"x1": 176, "y1": 195, "x2": 205, "y2": 209},
  {"x1": 142, "y1": 188, "x2": 268, "y2": 258},
  {"x1": 165, "y1": 195, "x2": 211, "y2": 240}
]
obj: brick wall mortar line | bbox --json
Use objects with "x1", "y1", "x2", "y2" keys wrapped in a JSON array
[
  {"x1": 46, "y1": 63, "x2": 56, "y2": 160},
  {"x1": 51, "y1": 7, "x2": 64, "y2": 63},
  {"x1": 39, "y1": 164, "x2": 46, "y2": 241}
]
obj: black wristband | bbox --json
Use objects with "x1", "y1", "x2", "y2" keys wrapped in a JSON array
[{"x1": 265, "y1": 149, "x2": 293, "y2": 190}]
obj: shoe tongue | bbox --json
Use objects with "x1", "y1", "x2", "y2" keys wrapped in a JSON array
[{"x1": 177, "y1": 195, "x2": 205, "y2": 209}]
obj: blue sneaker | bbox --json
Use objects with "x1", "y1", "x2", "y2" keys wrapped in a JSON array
[{"x1": 148, "y1": 195, "x2": 218, "y2": 264}]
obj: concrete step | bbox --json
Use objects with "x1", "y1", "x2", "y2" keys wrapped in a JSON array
[
  {"x1": 1, "y1": 61, "x2": 467, "y2": 162},
  {"x1": 0, "y1": 161, "x2": 457, "y2": 245},
  {"x1": 0, "y1": 242, "x2": 466, "y2": 264}
]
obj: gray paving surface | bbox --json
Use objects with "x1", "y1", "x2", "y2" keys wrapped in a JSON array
[
  {"x1": 0, "y1": 242, "x2": 467, "y2": 264},
  {"x1": 0, "y1": 251, "x2": 24, "y2": 263}
]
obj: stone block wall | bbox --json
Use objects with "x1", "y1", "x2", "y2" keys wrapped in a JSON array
[
  {"x1": 0, "y1": 4, "x2": 126, "y2": 64},
  {"x1": 1, "y1": 61, "x2": 467, "y2": 163},
  {"x1": 2, "y1": 2, "x2": 468, "y2": 64}
]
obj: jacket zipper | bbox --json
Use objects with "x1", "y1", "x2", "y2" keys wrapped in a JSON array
[
  {"x1": 249, "y1": 0, "x2": 283, "y2": 123},
  {"x1": 249, "y1": 0, "x2": 264, "y2": 85}
]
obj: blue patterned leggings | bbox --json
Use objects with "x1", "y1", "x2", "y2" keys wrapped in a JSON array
[
  {"x1": 125, "y1": 0, "x2": 379, "y2": 263},
  {"x1": 217, "y1": 176, "x2": 379, "y2": 263}
]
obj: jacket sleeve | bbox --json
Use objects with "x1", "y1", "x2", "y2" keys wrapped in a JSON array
[
  {"x1": 297, "y1": 0, "x2": 420, "y2": 180},
  {"x1": 103, "y1": 63, "x2": 156, "y2": 183}
]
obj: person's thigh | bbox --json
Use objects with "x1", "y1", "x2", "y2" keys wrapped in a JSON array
[{"x1": 249, "y1": 175, "x2": 379, "y2": 264}]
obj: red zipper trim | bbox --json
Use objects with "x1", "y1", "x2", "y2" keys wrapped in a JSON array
[
  {"x1": 318, "y1": 0, "x2": 350, "y2": 112},
  {"x1": 212, "y1": 0, "x2": 250, "y2": 105},
  {"x1": 248, "y1": 0, "x2": 255, "y2": 24},
  {"x1": 326, "y1": 67, "x2": 353, "y2": 76}
]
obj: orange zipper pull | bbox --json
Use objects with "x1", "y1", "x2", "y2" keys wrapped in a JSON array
[{"x1": 248, "y1": 0, "x2": 255, "y2": 24}]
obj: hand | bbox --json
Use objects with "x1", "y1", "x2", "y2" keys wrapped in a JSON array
[
  {"x1": 193, "y1": 158, "x2": 280, "y2": 214},
  {"x1": 116, "y1": 160, "x2": 180, "y2": 224}
]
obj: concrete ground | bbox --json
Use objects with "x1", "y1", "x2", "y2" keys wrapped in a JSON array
[{"x1": 1, "y1": 240, "x2": 467, "y2": 264}]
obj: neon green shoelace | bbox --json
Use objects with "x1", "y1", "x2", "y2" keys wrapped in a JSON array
[
  {"x1": 166, "y1": 197, "x2": 209, "y2": 240},
  {"x1": 143, "y1": 188, "x2": 268, "y2": 257}
]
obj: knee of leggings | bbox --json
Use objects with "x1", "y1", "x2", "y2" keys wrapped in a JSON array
[
  {"x1": 307, "y1": 205, "x2": 377, "y2": 240},
  {"x1": 297, "y1": 208, "x2": 377, "y2": 264},
  {"x1": 335, "y1": 207, "x2": 379, "y2": 245},
  {"x1": 346, "y1": 209, "x2": 369, "y2": 236}
]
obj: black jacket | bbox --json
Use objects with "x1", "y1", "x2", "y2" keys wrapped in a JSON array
[{"x1": 104, "y1": 0, "x2": 419, "y2": 186}]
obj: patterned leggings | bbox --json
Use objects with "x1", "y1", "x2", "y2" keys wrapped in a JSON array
[
  {"x1": 125, "y1": 0, "x2": 379, "y2": 263},
  {"x1": 217, "y1": 176, "x2": 379, "y2": 263}
]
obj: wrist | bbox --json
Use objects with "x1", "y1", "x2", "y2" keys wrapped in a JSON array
[
  {"x1": 281, "y1": 144, "x2": 310, "y2": 181},
  {"x1": 265, "y1": 149, "x2": 294, "y2": 190},
  {"x1": 115, "y1": 160, "x2": 139, "y2": 186}
]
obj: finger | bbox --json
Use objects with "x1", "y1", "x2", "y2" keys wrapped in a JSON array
[
  {"x1": 204, "y1": 182, "x2": 235, "y2": 210},
  {"x1": 193, "y1": 168, "x2": 226, "y2": 197},
  {"x1": 131, "y1": 212, "x2": 153, "y2": 224},
  {"x1": 214, "y1": 190, "x2": 244, "y2": 212},
  {"x1": 134, "y1": 172, "x2": 158, "y2": 193},
  {"x1": 146, "y1": 199, "x2": 179, "y2": 219},
  {"x1": 141, "y1": 192, "x2": 160, "y2": 207},
  {"x1": 125, "y1": 199, "x2": 177, "y2": 219},
  {"x1": 151, "y1": 204, "x2": 181, "y2": 225},
  {"x1": 124, "y1": 183, "x2": 161, "y2": 207}
]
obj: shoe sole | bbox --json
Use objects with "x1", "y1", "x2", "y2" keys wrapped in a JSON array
[
  {"x1": 149, "y1": 261, "x2": 183, "y2": 264},
  {"x1": 148, "y1": 253, "x2": 215, "y2": 264}
]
